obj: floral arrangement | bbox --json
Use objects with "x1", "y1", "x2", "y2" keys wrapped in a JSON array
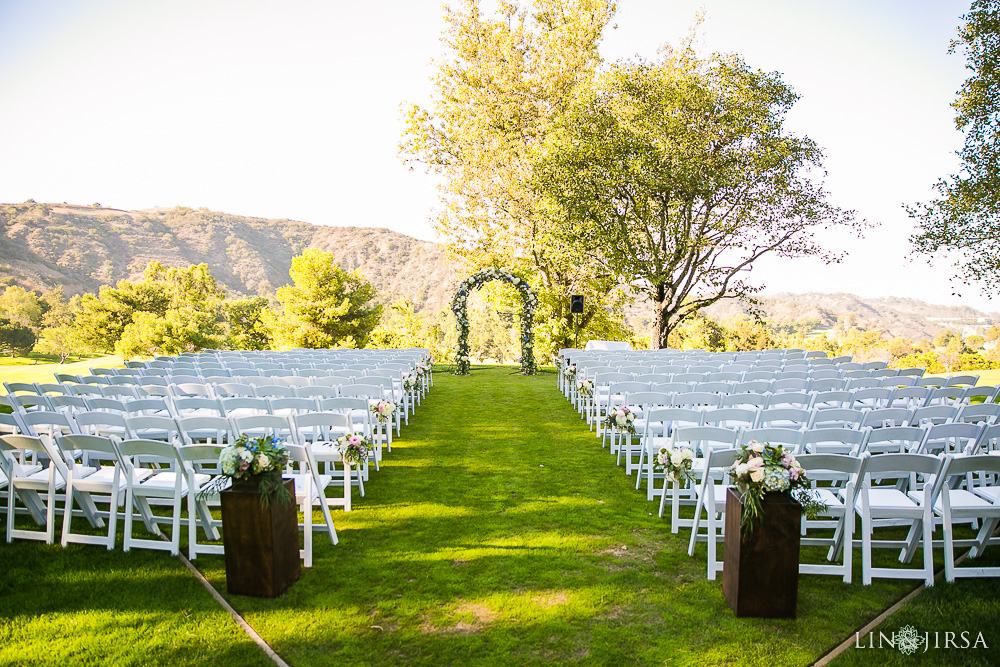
[
  {"x1": 655, "y1": 444, "x2": 695, "y2": 484},
  {"x1": 201, "y1": 434, "x2": 292, "y2": 506},
  {"x1": 577, "y1": 378, "x2": 594, "y2": 397},
  {"x1": 450, "y1": 267, "x2": 538, "y2": 376},
  {"x1": 337, "y1": 433, "x2": 372, "y2": 467},
  {"x1": 403, "y1": 373, "x2": 418, "y2": 392},
  {"x1": 370, "y1": 399, "x2": 396, "y2": 424},
  {"x1": 604, "y1": 406, "x2": 637, "y2": 435},
  {"x1": 729, "y1": 441, "x2": 826, "y2": 537},
  {"x1": 563, "y1": 365, "x2": 577, "y2": 381}
]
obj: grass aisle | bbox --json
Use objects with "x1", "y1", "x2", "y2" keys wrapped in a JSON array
[{"x1": 196, "y1": 368, "x2": 921, "y2": 666}]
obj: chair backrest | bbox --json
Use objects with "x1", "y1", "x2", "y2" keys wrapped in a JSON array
[
  {"x1": 643, "y1": 407, "x2": 704, "y2": 437},
  {"x1": 54, "y1": 433, "x2": 120, "y2": 469},
  {"x1": 219, "y1": 396, "x2": 271, "y2": 418},
  {"x1": 720, "y1": 392, "x2": 768, "y2": 409},
  {"x1": 293, "y1": 412, "x2": 352, "y2": 443},
  {"x1": 170, "y1": 396, "x2": 222, "y2": 417},
  {"x1": 852, "y1": 388, "x2": 894, "y2": 410},
  {"x1": 122, "y1": 397, "x2": 171, "y2": 416},
  {"x1": 958, "y1": 402, "x2": 1000, "y2": 424},
  {"x1": 809, "y1": 378, "x2": 847, "y2": 393},
  {"x1": 925, "y1": 386, "x2": 965, "y2": 407},
  {"x1": 672, "y1": 426, "x2": 740, "y2": 456},
  {"x1": 48, "y1": 395, "x2": 90, "y2": 413},
  {"x1": 799, "y1": 427, "x2": 868, "y2": 455},
  {"x1": 845, "y1": 378, "x2": 880, "y2": 391},
  {"x1": 252, "y1": 384, "x2": 297, "y2": 398},
  {"x1": 961, "y1": 386, "x2": 997, "y2": 404},
  {"x1": 810, "y1": 407, "x2": 865, "y2": 429},
  {"x1": 72, "y1": 410, "x2": 128, "y2": 437},
  {"x1": 17, "y1": 410, "x2": 79, "y2": 438},
  {"x1": 863, "y1": 426, "x2": 928, "y2": 455},
  {"x1": 948, "y1": 374, "x2": 979, "y2": 387},
  {"x1": 231, "y1": 414, "x2": 295, "y2": 440},
  {"x1": 702, "y1": 407, "x2": 758, "y2": 429},
  {"x1": 797, "y1": 451, "x2": 870, "y2": 484},
  {"x1": 860, "y1": 407, "x2": 914, "y2": 429},
  {"x1": 621, "y1": 392, "x2": 672, "y2": 410},
  {"x1": 765, "y1": 392, "x2": 813, "y2": 409},
  {"x1": 176, "y1": 416, "x2": 236, "y2": 446},
  {"x1": 907, "y1": 405, "x2": 960, "y2": 428},
  {"x1": 740, "y1": 427, "x2": 803, "y2": 450},
  {"x1": 268, "y1": 397, "x2": 318, "y2": 416},
  {"x1": 756, "y1": 407, "x2": 812, "y2": 429},
  {"x1": 889, "y1": 385, "x2": 932, "y2": 409},
  {"x1": 125, "y1": 415, "x2": 181, "y2": 443},
  {"x1": 215, "y1": 382, "x2": 257, "y2": 398},
  {"x1": 672, "y1": 392, "x2": 721, "y2": 409},
  {"x1": 340, "y1": 384, "x2": 384, "y2": 400},
  {"x1": 920, "y1": 422, "x2": 984, "y2": 456}
]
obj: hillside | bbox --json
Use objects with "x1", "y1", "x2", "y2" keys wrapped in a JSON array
[
  {"x1": 0, "y1": 202, "x2": 460, "y2": 312},
  {"x1": 1, "y1": 201, "x2": 997, "y2": 340}
]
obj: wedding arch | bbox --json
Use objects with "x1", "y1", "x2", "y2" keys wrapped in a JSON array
[{"x1": 450, "y1": 267, "x2": 538, "y2": 375}]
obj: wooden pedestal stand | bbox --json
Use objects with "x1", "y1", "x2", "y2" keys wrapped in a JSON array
[
  {"x1": 220, "y1": 475, "x2": 300, "y2": 598},
  {"x1": 722, "y1": 488, "x2": 801, "y2": 618}
]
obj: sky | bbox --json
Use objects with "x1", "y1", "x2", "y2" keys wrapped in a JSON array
[{"x1": 0, "y1": 0, "x2": 987, "y2": 311}]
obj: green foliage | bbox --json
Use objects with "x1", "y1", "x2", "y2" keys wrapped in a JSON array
[
  {"x1": 909, "y1": 0, "x2": 1000, "y2": 292},
  {"x1": 402, "y1": 0, "x2": 624, "y2": 351},
  {"x1": 72, "y1": 261, "x2": 226, "y2": 358},
  {"x1": 533, "y1": 37, "x2": 860, "y2": 348},
  {"x1": 0, "y1": 317, "x2": 36, "y2": 356},
  {"x1": 223, "y1": 297, "x2": 274, "y2": 351},
  {"x1": 368, "y1": 299, "x2": 429, "y2": 350},
  {"x1": 272, "y1": 249, "x2": 382, "y2": 349},
  {"x1": 0, "y1": 285, "x2": 41, "y2": 329}
]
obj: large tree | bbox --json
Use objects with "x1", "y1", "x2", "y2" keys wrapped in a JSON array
[
  {"x1": 271, "y1": 249, "x2": 382, "y2": 349},
  {"x1": 533, "y1": 47, "x2": 860, "y2": 348},
  {"x1": 909, "y1": 0, "x2": 1000, "y2": 292},
  {"x1": 401, "y1": 0, "x2": 629, "y2": 356}
]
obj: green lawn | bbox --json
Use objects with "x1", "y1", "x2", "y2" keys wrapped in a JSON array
[
  {"x1": 1, "y1": 367, "x2": 998, "y2": 666},
  {"x1": 0, "y1": 355, "x2": 122, "y2": 386}
]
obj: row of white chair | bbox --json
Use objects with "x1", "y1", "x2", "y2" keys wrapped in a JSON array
[
  {"x1": 0, "y1": 432, "x2": 340, "y2": 567},
  {"x1": 679, "y1": 446, "x2": 1000, "y2": 585}
]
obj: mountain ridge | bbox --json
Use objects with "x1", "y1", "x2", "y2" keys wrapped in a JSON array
[{"x1": 0, "y1": 201, "x2": 995, "y2": 340}]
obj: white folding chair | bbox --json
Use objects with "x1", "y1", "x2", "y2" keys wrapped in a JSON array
[
  {"x1": 855, "y1": 453, "x2": 950, "y2": 586},
  {"x1": 685, "y1": 447, "x2": 740, "y2": 580},
  {"x1": 284, "y1": 444, "x2": 339, "y2": 567},
  {"x1": 1, "y1": 435, "x2": 54, "y2": 543},
  {"x1": 797, "y1": 452, "x2": 870, "y2": 583},
  {"x1": 175, "y1": 443, "x2": 227, "y2": 560},
  {"x1": 55, "y1": 434, "x2": 135, "y2": 550},
  {"x1": 936, "y1": 454, "x2": 1000, "y2": 582},
  {"x1": 118, "y1": 438, "x2": 191, "y2": 556}
]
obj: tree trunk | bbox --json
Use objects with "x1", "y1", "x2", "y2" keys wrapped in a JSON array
[{"x1": 651, "y1": 298, "x2": 671, "y2": 350}]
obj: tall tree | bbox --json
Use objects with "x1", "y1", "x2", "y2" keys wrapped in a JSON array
[
  {"x1": 909, "y1": 0, "x2": 1000, "y2": 291},
  {"x1": 271, "y1": 249, "x2": 382, "y2": 349},
  {"x1": 533, "y1": 47, "x2": 861, "y2": 348},
  {"x1": 0, "y1": 286, "x2": 42, "y2": 329},
  {"x1": 401, "y1": 0, "x2": 627, "y2": 356}
]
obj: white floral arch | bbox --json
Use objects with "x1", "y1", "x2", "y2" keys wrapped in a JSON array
[{"x1": 450, "y1": 267, "x2": 538, "y2": 375}]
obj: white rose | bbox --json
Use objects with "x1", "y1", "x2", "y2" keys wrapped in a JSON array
[
  {"x1": 749, "y1": 442, "x2": 765, "y2": 453},
  {"x1": 257, "y1": 454, "x2": 269, "y2": 470},
  {"x1": 750, "y1": 468, "x2": 765, "y2": 483},
  {"x1": 748, "y1": 456, "x2": 764, "y2": 468},
  {"x1": 735, "y1": 463, "x2": 749, "y2": 476},
  {"x1": 670, "y1": 452, "x2": 684, "y2": 466}
]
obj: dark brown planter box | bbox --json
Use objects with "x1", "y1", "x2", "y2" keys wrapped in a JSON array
[
  {"x1": 220, "y1": 475, "x2": 300, "y2": 598},
  {"x1": 722, "y1": 487, "x2": 801, "y2": 618}
]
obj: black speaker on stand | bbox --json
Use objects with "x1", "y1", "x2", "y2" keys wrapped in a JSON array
[{"x1": 570, "y1": 295, "x2": 584, "y2": 348}]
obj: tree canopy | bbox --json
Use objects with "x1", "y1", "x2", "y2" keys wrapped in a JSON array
[
  {"x1": 533, "y1": 46, "x2": 861, "y2": 347},
  {"x1": 272, "y1": 249, "x2": 382, "y2": 349},
  {"x1": 401, "y1": 0, "x2": 628, "y2": 358},
  {"x1": 909, "y1": 0, "x2": 1000, "y2": 292}
]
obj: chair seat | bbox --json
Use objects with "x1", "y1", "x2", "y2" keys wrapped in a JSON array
[
  {"x1": 973, "y1": 486, "x2": 1000, "y2": 503},
  {"x1": 814, "y1": 488, "x2": 846, "y2": 509},
  {"x1": 934, "y1": 489, "x2": 997, "y2": 513},
  {"x1": 864, "y1": 487, "x2": 920, "y2": 511},
  {"x1": 139, "y1": 471, "x2": 209, "y2": 493}
]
